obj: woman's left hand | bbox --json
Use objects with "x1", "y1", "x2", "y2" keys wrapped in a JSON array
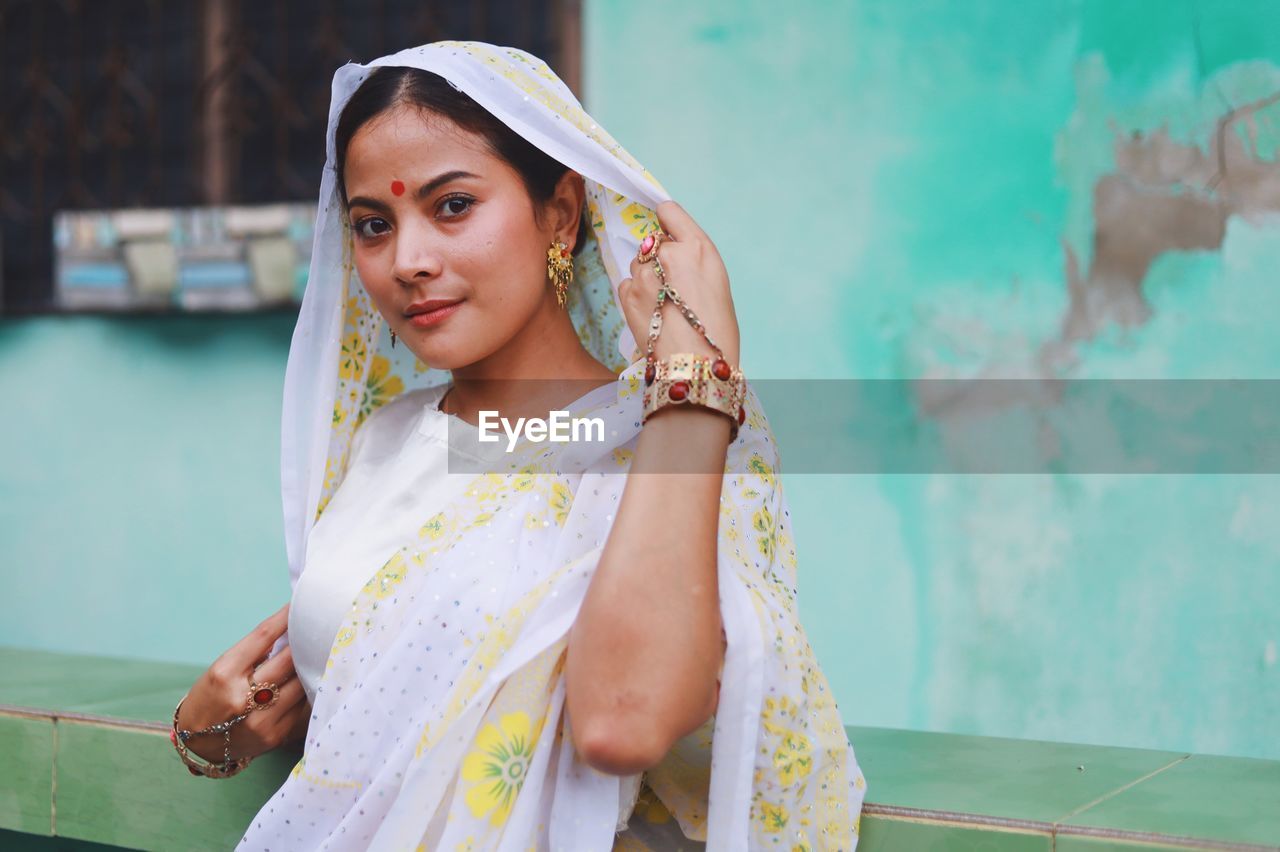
[{"x1": 617, "y1": 200, "x2": 741, "y2": 368}]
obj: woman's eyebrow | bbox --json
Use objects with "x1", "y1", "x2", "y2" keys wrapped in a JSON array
[
  {"x1": 414, "y1": 170, "x2": 480, "y2": 199},
  {"x1": 347, "y1": 170, "x2": 481, "y2": 212}
]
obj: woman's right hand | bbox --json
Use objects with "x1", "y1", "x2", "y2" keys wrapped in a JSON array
[{"x1": 177, "y1": 602, "x2": 310, "y2": 764}]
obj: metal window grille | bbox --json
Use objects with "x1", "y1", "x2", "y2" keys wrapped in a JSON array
[{"x1": 0, "y1": 0, "x2": 580, "y2": 313}]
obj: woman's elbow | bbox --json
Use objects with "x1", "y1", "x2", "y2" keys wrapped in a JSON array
[
  {"x1": 571, "y1": 685, "x2": 721, "y2": 775},
  {"x1": 571, "y1": 715, "x2": 668, "y2": 776}
]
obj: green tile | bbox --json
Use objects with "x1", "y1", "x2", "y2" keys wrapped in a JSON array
[
  {"x1": 53, "y1": 687, "x2": 194, "y2": 725},
  {"x1": 1054, "y1": 835, "x2": 1187, "y2": 851},
  {"x1": 0, "y1": 648, "x2": 202, "y2": 723},
  {"x1": 0, "y1": 714, "x2": 54, "y2": 835},
  {"x1": 847, "y1": 726, "x2": 1188, "y2": 824},
  {"x1": 1062, "y1": 752, "x2": 1280, "y2": 848},
  {"x1": 53, "y1": 720, "x2": 295, "y2": 851},
  {"x1": 858, "y1": 815, "x2": 1053, "y2": 851},
  {"x1": 4, "y1": 647, "x2": 1275, "y2": 852}
]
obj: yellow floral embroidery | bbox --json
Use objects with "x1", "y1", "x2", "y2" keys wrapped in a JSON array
[
  {"x1": 779, "y1": 527, "x2": 798, "y2": 574},
  {"x1": 465, "y1": 510, "x2": 498, "y2": 531},
  {"x1": 363, "y1": 551, "x2": 407, "y2": 600},
  {"x1": 359, "y1": 355, "x2": 404, "y2": 421},
  {"x1": 586, "y1": 194, "x2": 604, "y2": 230},
  {"x1": 314, "y1": 459, "x2": 341, "y2": 519},
  {"x1": 620, "y1": 201, "x2": 660, "y2": 240},
  {"x1": 619, "y1": 370, "x2": 642, "y2": 399},
  {"x1": 753, "y1": 506, "x2": 776, "y2": 560},
  {"x1": 763, "y1": 696, "x2": 799, "y2": 723},
  {"x1": 613, "y1": 447, "x2": 634, "y2": 466},
  {"x1": 772, "y1": 728, "x2": 813, "y2": 787},
  {"x1": 467, "y1": 473, "x2": 507, "y2": 503},
  {"x1": 344, "y1": 292, "x2": 362, "y2": 322},
  {"x1": 762, "y1": 697, "x2": 813, "y2": 786},
  {"x1": 332, "y1": 399, "x2": 346, "y2": 426},
  {"x1": 419, "y1": 511, "x2": 452, "y2": 541},
  {"x1": 549, "y1": 481, "x2": 573, "y2": 526},
  {"x1": 461, "y1": 711, "x2": 544, "y2": 827},
  {"x1": 759, "y1": 801, "x2": 788, "y2": 833},
  {"x1": 513, "y1": 464, "x2": 540, "y2": 491},
  {"x1": 339, "y1": 331, "x2": 366, "y2": 380},
  {"x1": 331, "y1": 624, "x2": 356, "y2": 651},
  {"x1": 285, "y1": 752, "x2": 362, "y2": 790},
  {"x1": 747, "y1": 452, "x2": 776, "y2": 489}
]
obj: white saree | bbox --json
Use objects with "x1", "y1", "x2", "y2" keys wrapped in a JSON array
[{"x1": 240, "y1": 41, "x2": 866, "y2": 851}]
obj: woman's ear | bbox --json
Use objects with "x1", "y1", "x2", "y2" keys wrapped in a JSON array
[{"x1": 549, "y1": 170, "x2": 587, "y2": 251}]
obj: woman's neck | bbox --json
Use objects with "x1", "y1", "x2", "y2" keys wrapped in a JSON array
[{"x1": 438, "y1": 298, "x2": 618, "y2": 424}]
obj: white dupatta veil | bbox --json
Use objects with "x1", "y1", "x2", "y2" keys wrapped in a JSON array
[{"x1": 245, "y1": 41, "x2": 865, "y2": 851}]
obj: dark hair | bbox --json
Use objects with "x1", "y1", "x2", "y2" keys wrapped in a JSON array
[{"x1": 334, "y1": 66, "x2": 589, "y2": 256}]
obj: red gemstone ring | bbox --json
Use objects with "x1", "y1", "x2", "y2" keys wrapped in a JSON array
[
  {"x1": 636, "y1": 231, "x2": 671, "y2": 264},
  {"x1": 246, "y1": 680, "x2": 280, "y2": 711}
]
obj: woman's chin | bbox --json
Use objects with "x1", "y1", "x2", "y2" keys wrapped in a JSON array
[{"x1": 405, "y1": 342, "x2": 473, "y2": 373}]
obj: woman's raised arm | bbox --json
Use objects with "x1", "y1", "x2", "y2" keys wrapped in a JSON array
[{"x1": 565, "y1": 200, "x2": 741, "y2": 775}]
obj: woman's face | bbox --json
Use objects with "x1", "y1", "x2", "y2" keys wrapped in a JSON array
[{"x1": 343, "y1": 104, "x2": 567, "y2": 371}]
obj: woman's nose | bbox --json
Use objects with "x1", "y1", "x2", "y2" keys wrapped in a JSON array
[{"x1": 390, "y1": 221, "x2": 443, "y2": 282}]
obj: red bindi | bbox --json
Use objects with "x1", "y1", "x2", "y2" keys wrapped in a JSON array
[{"x1": 390, "y1": 180, "x2": 405, "y2": 196}]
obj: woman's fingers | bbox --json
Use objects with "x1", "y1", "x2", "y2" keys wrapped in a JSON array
[
  {"x1": 627, "y1": 253, "x2": 664, "y2": 302},
  {"x1": 615, "y1": 277, "x2": 645, "y2": 354},
  {"x1": 261, "y1": 676, "x2": 307, "y2": 747},
  {"x1": 251, "y1": 643, "x2": 294, "y2": 686},
  {"x1": 247, "y1": 645, "x2": 304, "y2": 734},
  {"x1": 225, "y1": 603, "x2": 290, "y2": 672},
  {"x1": 261, "y1": 673, "x2": 305, "y2": 721},
  {"x1": 182, "y1": 604, "x2": 305, "y2": 763},
  {"x1": 281, "y1": 692, "x2": 313, "y2": 748},
  {"x1": 655, "y1": 200, "x2": 707, "y2": 244},
  {"x1": 231, "y1": 673, "x2": 307, "y2": 758},
  {"x1": 205, "y1": 603, "x2": 291, "y2": 699},
  {"x1": 282, "y1": 698, "x2": 313, "y2": 748}
]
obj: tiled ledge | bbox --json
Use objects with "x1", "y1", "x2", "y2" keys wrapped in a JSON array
[{"x1": 1, "y1": 647, "x2": 1276, "y2": 851}]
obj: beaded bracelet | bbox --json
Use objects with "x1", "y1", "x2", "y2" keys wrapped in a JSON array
[
  {"x1": 170, "y1": 678, "x2": 280, "y2": 778},
  {"x1": 639, "y1": 239, "x2": 747, "y2": 440},
  {"x1": 171, "y1": 692, "x2": 254, "y2": 778},
  {"x1": 643, "y1": 351, "x2": 746, "y2": 441}
]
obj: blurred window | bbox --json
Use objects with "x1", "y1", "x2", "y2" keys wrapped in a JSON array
[{"x1": 0, "y1": 0, "x2": 579, "y2": 313}]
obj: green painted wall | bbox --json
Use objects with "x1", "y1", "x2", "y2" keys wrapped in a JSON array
[
  {"x1": 1, "y1": 0, "x2": 1276, "y2": 763},
  {"x1": 0, "y1": 315, "x2": 294, "y2": 663},
  {"x1": 584, "y1": 0, "x2": 1280, "y2": 760}
]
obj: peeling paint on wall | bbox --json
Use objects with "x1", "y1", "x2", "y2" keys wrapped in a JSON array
[
  {"x1": 589, "y1": 0, "x2": 1280, "y2": 760},
  {"x1": 1056, "y1": 66, "x2": 1280, "y2": 355}
]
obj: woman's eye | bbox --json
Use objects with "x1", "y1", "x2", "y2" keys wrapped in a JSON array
[
  {"x1": 439, "y1": 195, "x2": 474, "y2": 218},
  {"x1": 355, "y1": 217, "x2": 390, "y2": 239}
]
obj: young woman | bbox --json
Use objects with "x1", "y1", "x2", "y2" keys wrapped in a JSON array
[{"x1": 172, "y1": 41, "x2": 866, "y2": 850}]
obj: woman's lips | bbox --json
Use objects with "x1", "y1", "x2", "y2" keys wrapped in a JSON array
[{"x1": 407, "y1": 301, "x2": 463, "y2": 328}]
